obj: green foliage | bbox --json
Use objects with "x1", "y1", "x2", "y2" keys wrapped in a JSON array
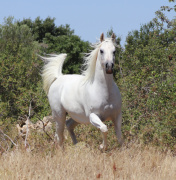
[
  {"x1": 169, "y1": 0, "x2": 175, "y2": 3},
  {"x1": 119, "y1": 13, "x2": 176, "y2": 149},
  {"x1": 17, "y1": 17, "x2": 74, "y2": 42},
  {"x1": 0, "y1": 17, "x2": 49, "y2": 124},
  {"x1": 44, "y1": 33, "x2": 90, "y2": 74},
  {"x1": 17, "y1": 16, "x2": 90, "y2": 74}
]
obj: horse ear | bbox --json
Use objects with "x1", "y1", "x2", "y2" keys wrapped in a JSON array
[
  {"x1": 100, "y1": 33, "x2": 105, "y2": 42},
  {"x1": 111, "y1": 33, "x2": 116, "y2": 42}
]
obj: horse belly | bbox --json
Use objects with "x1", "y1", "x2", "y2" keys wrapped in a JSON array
[
  {"x1": 68, "y1": 112, "x2": 90, "y2": 124},
  {"x1": 63, "y1": 98, "x2": 89, "y2": 124},
  {"x1": 59, "y1": 78, "x2": 89, "y2": 124}
]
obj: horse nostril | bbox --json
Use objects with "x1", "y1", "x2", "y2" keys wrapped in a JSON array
[
  {"x1": 106, "y1": 63, "x2": 114, "y2": 69},
  {"x1": 106, "y1": 63, "x2": 108, "y2": 69},
  {"x1": 105, "y1": 62, "x2": 114, "y2": 74}
]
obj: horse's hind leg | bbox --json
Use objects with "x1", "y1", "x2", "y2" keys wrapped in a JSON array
[
  {"x1": 114, "y1": 111, "x2": 123, "y2": 146},
  {"x1": 66, "y1": 118, "x2": 78, "y2": 145},
  {"x1": 53, "y1": 111, "x2": 66, "y2": 148}
]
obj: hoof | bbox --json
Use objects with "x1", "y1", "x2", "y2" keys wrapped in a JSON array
[
  {"x1": 99, "y1": 144, "x2": 107, "y2": 151},
  {"x1": 118, "y1": 138, "x2": 124, "y2": 146}
]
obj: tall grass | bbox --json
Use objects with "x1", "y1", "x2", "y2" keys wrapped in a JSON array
[{"x1": 0, "y1": 126, "x2": 176, "y2": 180}]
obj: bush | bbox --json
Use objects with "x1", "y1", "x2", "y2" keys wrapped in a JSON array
[
  {"x1": 118, "y1": 15, "x2": 176, "y2": 149},
  {"x1": 0, "y1": 17, "x2": 50, "y2": 124}
]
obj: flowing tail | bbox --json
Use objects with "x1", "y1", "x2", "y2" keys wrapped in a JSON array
[{"x1": 40, "y1": 54, "x2": 67, "y2": 95}]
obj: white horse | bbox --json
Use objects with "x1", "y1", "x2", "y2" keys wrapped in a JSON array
[{"x1": 41, "y1": 33, "x2": 122, "y2": 150}]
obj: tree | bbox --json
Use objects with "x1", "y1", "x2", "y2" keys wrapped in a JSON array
[
  {"x1": 44, "y1": 33, "x2": 90, "y2": 74},
  {"x1": 17, "y1": 17, "x2": 74, "y2": 43},
  {"x1": 120, "y1": 9, "x2": 176, "y2": 148},
  {"x1": 17, "y1": 17, "x2": 90, "y2": 74},
  {"x1": 0, "y1": 17, "x2": 49, "y2": 124}
]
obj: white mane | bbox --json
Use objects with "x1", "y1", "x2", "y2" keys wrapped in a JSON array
[{"x1": 82, "y1": 38, "x2": 115, "y2": 82}]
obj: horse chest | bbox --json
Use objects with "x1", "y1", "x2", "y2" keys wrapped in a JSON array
[
  {"x1": 89, "y1": 103, "x2": 116, "y2": 122},
  {"x1": 89, "y1": 94, "x2": 116, "y2": 114},
  {"x1": 104, "y1": 104, "x2": 114, "y2": 111},
  {"x1": 88, "y1": 85, "x2": 115, "y2": 105}
]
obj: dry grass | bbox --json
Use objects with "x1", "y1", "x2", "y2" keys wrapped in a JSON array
[{"x1": 0, "y1": 141, "x2": 176, "y2": 180}]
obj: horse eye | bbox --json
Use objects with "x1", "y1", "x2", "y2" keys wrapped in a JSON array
[
  {"x1": 100, "y1": 49, "x2": 104, "y2": 54},
  {"x1": 113, "y1": 51, "x2": 116, "y2": 55}
]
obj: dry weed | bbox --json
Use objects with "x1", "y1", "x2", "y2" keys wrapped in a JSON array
[{"x1": 0, "y1": 142, "x2": 176, "y2": 180}]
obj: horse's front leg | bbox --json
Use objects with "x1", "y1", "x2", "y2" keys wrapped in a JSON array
[
  {"x1": 89, "y1": 113, "x2": 108, "y2": 150},
  {"x1": 114, "y1": 111, "x2": 123, "y2": 146}
]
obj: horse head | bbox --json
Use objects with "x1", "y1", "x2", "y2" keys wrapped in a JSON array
[{"x1": 98, "y1": 33, "x2": 116, "y2": 74}]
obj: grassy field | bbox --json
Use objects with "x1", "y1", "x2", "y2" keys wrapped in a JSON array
[{"x1": 1, "y1": 125, "x2": 176, "y2": 180}]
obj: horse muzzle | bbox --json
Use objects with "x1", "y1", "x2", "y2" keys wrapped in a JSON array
[{"x1": 105, "y1": 62, "x2": 114, "y2": 74}]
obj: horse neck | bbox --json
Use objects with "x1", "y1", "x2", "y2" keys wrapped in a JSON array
[{"x1": 93, "y1": 59, "x2": 114, "y2": 89}]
